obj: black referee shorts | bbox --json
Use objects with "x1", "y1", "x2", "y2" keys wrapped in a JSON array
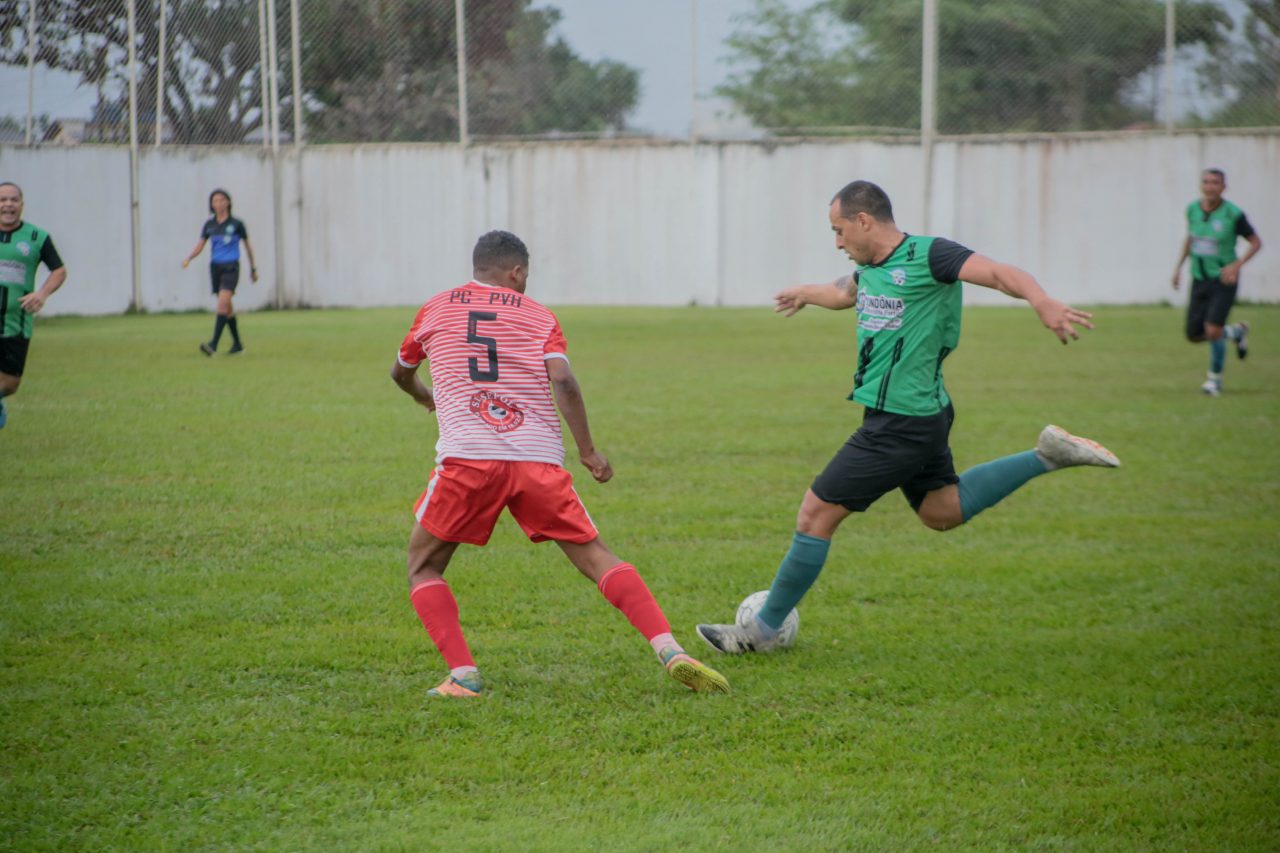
[
  {"x1": 811, "y1": 404, "x2": 959, "y2": 513},
  {"x1": 210, "y1": 261, "x2": 240, "y2": 295}
]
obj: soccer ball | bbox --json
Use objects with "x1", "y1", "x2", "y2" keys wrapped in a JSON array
[{"x1": 735, "y1": 590, "x2": 799, "y2": 648}]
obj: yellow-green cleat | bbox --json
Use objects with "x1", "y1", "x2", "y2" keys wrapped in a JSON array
[{"x1": 660, "y1": 648, "x2": 730, "y2": 694}]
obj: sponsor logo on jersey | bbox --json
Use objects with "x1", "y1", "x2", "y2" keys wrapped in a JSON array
[
  {"x1": 0, "y1": 259, "x2": 26, "y2": 285},
  {"x1": 469, "y1": 390, "x2": 525, "y2": 433},
  {"x1": 856, "y1": 291, "x2": 906, "y2": 332}
]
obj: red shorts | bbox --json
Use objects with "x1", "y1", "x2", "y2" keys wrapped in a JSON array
[{"x1": 413, "y1": 458, "x2": 598, "y2": 546}]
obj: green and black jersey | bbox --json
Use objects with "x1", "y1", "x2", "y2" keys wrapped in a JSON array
[
  {"x1": 1185, "y1": 199, "x2": 1254, "y2": 282},
  {"x1": 848, "y1": 234, "x2": 973, "y2": 417},
  {"x1": 0, "y1": 222, "x2": 64, "y2": 340}
]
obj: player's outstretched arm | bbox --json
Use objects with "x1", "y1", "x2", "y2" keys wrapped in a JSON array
[
  {"x1": 390, "y1": 361, "x2": 435, "y2": 411},
  {"x1": 774, "y1": 275, "x2": 857, "y2": 316},
  {"x1": 547, "y1": 357, "x2": 612, "y2": 483},
  {"x1": 958, "y1": 254, "x2": 1094, "y2": 345}
]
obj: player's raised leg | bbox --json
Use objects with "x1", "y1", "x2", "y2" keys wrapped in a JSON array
[
  {"x1": 559, "y1": 538, "x2": 730, "y2": 693},
  {"x1": 917, "y1": 425, "x2": 1120, "y2": 530}
]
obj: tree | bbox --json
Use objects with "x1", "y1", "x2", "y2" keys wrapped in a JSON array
[
  {"x1": 1203, "y1": 0, "x2": 1280, "y2": 127},
  {"x1": 718, "y1": 0, "x2": 1230, "y2": 135},
  {"x1": 0, "y1": 0, "x2": 269, "y2": 144},
  {"x1": 0, "y1": 1, "x2": 640, "y2": 145},
  {"x1": 302, "y1": 2, "x2": 640, "y2": 142}
]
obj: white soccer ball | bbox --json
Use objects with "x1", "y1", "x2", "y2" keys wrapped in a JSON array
[{"x1": 735, "y1": 590, "x2": 799, "y2": 648}]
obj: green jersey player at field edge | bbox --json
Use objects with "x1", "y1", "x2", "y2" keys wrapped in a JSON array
[
  {"x1": 697, "y1": 180, "x2": 1120, "y2": 655},
  {"x1": 0, "y1": 182, "x2": 67, "y2": 431},
  {"x1": 1170, "y1": 168, "x2": 1263, "y2": 396}
]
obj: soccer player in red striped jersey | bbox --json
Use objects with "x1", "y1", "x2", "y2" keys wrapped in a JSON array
[{"x1": 391, "y1": 230, "x2": 729, "y2": 698}]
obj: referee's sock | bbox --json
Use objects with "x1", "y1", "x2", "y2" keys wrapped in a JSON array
[
  {"x1": 758, "y1": 532, "x2": 830, "y2": 631},
  {"x1": 957, "y1": 451, "x2": 1047, "y2": 523},
  {"x1": 211, "y1": 313, "x2": 229, "y2": 349},
  {"x1": 227, "y1": 316, "x2": 241, "y2": 346}
]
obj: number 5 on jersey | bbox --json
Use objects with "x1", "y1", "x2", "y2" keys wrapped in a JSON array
[{"x1": 467, "y1": 311, "x2": 499, "y2": 382}]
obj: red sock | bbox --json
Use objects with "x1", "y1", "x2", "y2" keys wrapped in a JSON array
[
  {"x1": 410, "y1": 579, "x2": 476, "y2": 670},
  {"x1": 597, "y1": 563, "x2": 671, "y2": 641}
]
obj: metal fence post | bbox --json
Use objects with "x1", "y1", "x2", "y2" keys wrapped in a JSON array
[
  {"x1": 127, "y1": 0, "x2": 143, "y2": 311},
  {"x1": 920, "y1": 0, "x2": 938, "y2": 233},
  {"x1": 258, "y1": 0, "x2": 270, "y2": 149},
  {"x1": 1163, "y1": 0, "x2": 1176, "y2": 131},
  {"x1": 290, "y1": 0, "x2": 302, "y2": 148},
  {"x1": 156, "y1": 0, "x2": 166, "y2": 146},
  {"x1": 456, "y1": 0, "x2": 469, "y2": 145},
  {"x1": 25, "y1": 0, "x2": 36, "y2": 146}
]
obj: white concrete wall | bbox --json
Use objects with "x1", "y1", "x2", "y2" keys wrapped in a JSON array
[{"x1": 3, "y1": 131, "x2": 1276, "y2": 316}]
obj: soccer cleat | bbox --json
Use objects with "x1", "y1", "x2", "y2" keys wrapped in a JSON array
[
  {"x1": 199, "y1": 342, "x2": 215, "y2": 357},
  {"x1": 1035, "y1": 425, "x2": 1120, "y2": 469},
  {"x1": 1200, "y1": 376, "x2": 1222, "y2": 397},
  {"x1": 695, "y1": 619, "x2": 785, "y2": 655},
  {"x1": 228, "y1": 342, "x2": 244, "y2": 355},
  {"x1": 427, "y1": 671, "x2": 483, "y2": 698},
  {"x1": 1234, "y1": 321, "x2": 1249, "y2": 360},
  {"x1": 659, "y1": 648, "x2": 730, "y2": 693}
]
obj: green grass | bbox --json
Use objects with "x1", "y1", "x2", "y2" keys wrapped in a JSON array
[{"x1": 3, "y1": 304, "x2": 1278, "y2": 851}]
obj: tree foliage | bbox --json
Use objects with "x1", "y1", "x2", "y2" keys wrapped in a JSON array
[
  {"x1": 719, "y1": 0, "x2": 1235, "y2": 135},
  {"x1": 303, "y1": 2, "x2": 639, "y2": 142},
  {"x1": 0, "y1": 1, "x2": 640, "y2": 144},
  {"x1": 1202, "y1": 0, "x2": 1280, "y2": 127}
]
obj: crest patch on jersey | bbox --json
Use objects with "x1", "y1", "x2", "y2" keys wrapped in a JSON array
[{"x1": 469, "y1": 390, "x2": 525, "y2": 433}]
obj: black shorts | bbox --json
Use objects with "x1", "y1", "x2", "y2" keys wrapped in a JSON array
[
  {"x1": 811, "y1": 404, "x2": 959, "y2": 513},
  {"x1": 210, "y1": 262, "x2": 240, "y2": 294},
  {"x1": 0, "y1": 335, "x2": 31, "y2": 377},
  {"x1": 1186, "y1": 277, "x2": 1237, "y2": 337}
]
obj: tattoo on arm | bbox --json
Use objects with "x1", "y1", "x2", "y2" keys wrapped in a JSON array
[{"x1": 835, "y1": 274, "x2": 856, "y2": 296}]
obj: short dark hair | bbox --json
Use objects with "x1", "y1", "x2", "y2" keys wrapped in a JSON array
[
  {"x1": 1203, "y1": 168, "x2": 1226, "y2": 182},
  {"x1": 0, "y1": 181, "x2": 22, "y2": 200},
  {"x1": 473, "y1": 230, "x2": 529, "y2": 269},
  {"x1": 208, "y1": 188, "x2": 232, "y2": 214},
  {"x1": 831, "y1": 180, "x2": 894, "y2": 223}
]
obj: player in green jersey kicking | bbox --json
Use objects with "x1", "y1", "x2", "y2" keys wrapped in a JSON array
[
  {"x1": 697, "y1": 180, "x2": 1120, "y2": 654},
  {"x1": 1171, "y1": 168, "x2": 1263, "y2": 396},
  {"x1": 0, "y1": 182, "x2": 67, "y2": 430}
]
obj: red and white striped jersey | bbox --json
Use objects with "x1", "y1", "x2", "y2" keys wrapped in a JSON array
[{"x1": 399, "y1": 281, "x2": 569, "y2": 465}]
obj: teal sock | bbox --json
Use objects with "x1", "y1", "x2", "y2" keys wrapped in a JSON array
[
  {"x1": 758, "y1": 532, "x2": 830, "y2": 630},
  {"x1": 1223, "y1": 324, "x2": 1242, "y2": 342},
  {"x1": 957, "y1": 450, "x2": 1048, "y2": 523},
  {"x1": 1210, "y1": 339, "x2": 1226, "y2": 374}
]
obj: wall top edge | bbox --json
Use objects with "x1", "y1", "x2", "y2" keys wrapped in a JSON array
[{"x1": 3, "y1": 126, "x2": 1278, "y2": 156}]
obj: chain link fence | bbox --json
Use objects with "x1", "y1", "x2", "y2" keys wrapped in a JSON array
[{"x1": 1, "y1": 0, "x2": 1277, "y2": 146}]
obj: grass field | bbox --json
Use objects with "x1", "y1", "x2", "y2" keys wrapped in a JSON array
[{"x1": 3, "y1": 303, "x2": 1278, "y2": 851}]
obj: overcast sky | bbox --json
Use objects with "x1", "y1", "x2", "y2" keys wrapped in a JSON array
[{"x1": 530, "y1": 0, "x2": 812, "y2": 137}]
